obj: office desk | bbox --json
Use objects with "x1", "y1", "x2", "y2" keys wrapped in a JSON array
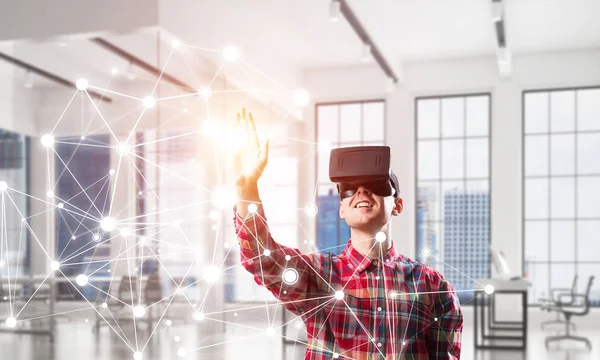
[{"x1": 474, "y1": 278, "x2": 530, "y2": 351}]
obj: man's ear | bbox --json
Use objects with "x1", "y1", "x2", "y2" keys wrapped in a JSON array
[
  {"x1": 339, "y1": 201, "x2": 345, "y2": 219},
  {"x1": 392, "y1": 197, "x2": 403, "y2": 216}
]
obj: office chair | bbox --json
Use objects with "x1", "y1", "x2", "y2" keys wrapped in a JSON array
[
  {"x1": 545, "y1": 275, "x2": 595, "y2": 350},
  {"x1": 144, "y1": 273, "x2": 163, "y2": 327},
  {"x1": 539, "y1": 274, "x2": 578, "y2": 331}
]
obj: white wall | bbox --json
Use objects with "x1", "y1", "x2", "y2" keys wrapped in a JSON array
[{"x1": 303, "y1": 49, "x2": 600, "y2": 279}]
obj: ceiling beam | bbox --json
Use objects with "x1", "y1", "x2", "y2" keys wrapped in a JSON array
[
  {"x1": 92, "y1": 38, "x2": 196, "y2": 94},
  {"x1": 0, "y1": 52, "x2": 112, "y2": 102}
]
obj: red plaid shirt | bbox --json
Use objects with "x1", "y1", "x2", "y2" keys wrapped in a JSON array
[{"x1": 234, "y1": 204, "x2": 463, "y2": 359}]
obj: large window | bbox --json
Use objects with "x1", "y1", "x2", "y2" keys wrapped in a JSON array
[
  {"x1": 416, "y1": 94, "x2": 491, "y2": 304},
  {"x1": 316, "y1": 100, "x2": 385, "y2": 254},
  {"x1": 0, "y1": 130, "x2": 30, "y2": 276},
  {"x1": 523, "y1": 87, "x2": 600, "y2": 305}
]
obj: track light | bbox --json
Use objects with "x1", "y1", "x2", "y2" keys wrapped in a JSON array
[{"x1": 330, "y1": 0, "x2": 341, "y2": 22}]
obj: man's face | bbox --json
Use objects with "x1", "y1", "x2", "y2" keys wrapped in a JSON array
[{"x1": 339, "y1": 184, "x2": 403, "y2": 232}]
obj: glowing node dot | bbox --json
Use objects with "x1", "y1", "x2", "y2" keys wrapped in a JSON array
[
  {"x1": 265, "y1": 327, "x2": 275, "y2": 337},
  {"x1": 376, "y1": 231, "x2": 386, "y2": 243},
  {"x1": 5, "y1": 317, "x2": 17, "y2": 328},
  {"x1": 120, "y1": 227, "x2": 131, "y2": 237},
  {"x1": 174, "y1": 336, "x2": 181, "y2": 342},
  {"x1": 402, "y1": 341, "x2": 406, "y2": 346},
  {"x1": 165, "y1": 319, "x2": 173, "y2": 327},
  {"x1": 171, "y1": 39, "x2": 182, "y2": 48},
  {"x1": 92, "y1": 233, "x2": 101, "y2": 242},
  {"x1": 234, "y1": 313, "x2": 238, "y2": 317},
  {"x1": 177, "y1": 347, "x2": 187, "y2": 358},
  {"x1": 201, "y1": 120, "x2": 220, "y2": 137},
  {"x1": 102, "y1": 302, "x2": 108, "y2": 309},
  {"x1": 0, "y1": 181, "x2": 7, "y2": 192},
  {"x1": 3, "y1": 296, "x2": 6, "y2": 300},
  {"x1": 295, "y1": 320, "x2": 304, "y2": 330},
  {"x1": 434, "y1": 317, "x2": 438, "y2": 321},
  {"x1": 0, "y1": 259, "x2": 5, "y2": 268},
  {"x1": 50, "y1": 261, "x2": 60, "y2": 271},
  {"x1": 80, "y1": 135, "x2": 85, "y2": 140},
  {"x1": 304, "y1": 204, "x2": 318, "y2": 217},
  {"x1": 211, "y1": 186, "x2": 233, "y2": 210},
  {"x1": 85, "y1": 319, "x2": 89, "y2": 323},
  {"x1": 76, "y1": 274, "x2": 88, "y2": 286},
  {"x1": 142, "y1": 96, "x2": 156, "y2": 109},
  {"x1": 209, "y1": 210, "x2": 219, "y2": 220},
  {"x1": 247, "y1": 203, "x2": 258, "y2": 214},
  {"x1": 133, "y1": 352, "x2": 143, "y2": 360},
  {"x1": 109, "y1": 169, "x2": 115, "y2": 175},
  {"x1": 57, "y1": 203, "x2": 64, "y2": 209},
  {"x1": 223, "y1": 45, "x2": 240, "y2": 62},
  {"x1": 197, "y1": 86, "x2": 212, "y2": 100},
  {"x1": 133, "y1": 305, "x2": 146, "y2": 318},
  {"x1": 292, "y1": 89, "x2": 310, "y2": 107},
  {"x1": 422, "y1": 247, "x2": 432, "y2": 257},
  {"x1": 285, "y1": 255, "x2": 291, "y2": 261},
  {"x1": 223, "y1": 242, "x2": 230, "y2": 248},
  {"x1": 282, "y1": 268, "x2": 299, "y2": 285},
  {"x1": 485, "y1": 284, "x2": 495, "y2": 295},
  {"x1": 263, "y1": 249, "x2": 271, "y2": 257},
  {"x1": 389, "y1": 290, "x2": 397, "y2": 299},
  {"x1": 117, "y1": 143, "x2": 131, "y2": 155},
  {"x1": 334, "y1": 290, "x2": 344, "y2": 300},
  {"x1": 192, "y1": 311, "x2": 205, "y2": 321},
  {"x1": 203, "y1": 265, "x2": 221, "y2": 283},
  {"x1": 41, "y1": 134, "x2": 55, "y2": 148},
  {"x1": 75, "y1": 79, "x2": 88, "y2": 91},
  {"x1": 111, "y1": 67, "x2": 119, "y2": 75},
  {"x1": 100, "y1": 217, "x2": 116, "y2": 232},
  {"x1": 333, "y1": 353, "x2": 340, "y2": 359}
]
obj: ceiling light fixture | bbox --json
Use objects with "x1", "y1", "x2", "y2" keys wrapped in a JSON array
[{"x1": 329, "y1": 0, "x2": 341, "y2": 22}]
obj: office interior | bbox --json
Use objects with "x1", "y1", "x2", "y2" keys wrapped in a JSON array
[{"x1": 0, "y1": 1, "x2": 599, "y2": 359}]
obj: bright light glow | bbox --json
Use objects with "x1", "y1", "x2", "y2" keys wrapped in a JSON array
[
  {"x1": 133, "y1": 352, "x2": 143, "y2": 360},
  {"x1": 203, "y1": 265, "x2": 221, "y2": 283},
  {"x1": 304, "y1": 204, "x2": 318, "y2": 217},
  {"x1": 375, "y1": 231, "x2": 386, "y2": 243},
  {"x1": 142, "y1": 96, "x2": 156, "y2": 109},
  {"x1": 201, "y1": 120, "x2": 220, "y2": 137},
  {"x1": 0, "y1": 181, "x2": 7, "y2": 192},
  {"x1": 247, "y1": 203, "x2": 257, "y2": 214},
  {"x1": 211, "y1": 186, "x2": 233, "y2": 210},
  {"x1": 76, "y1": 274, "x2": 89, "y2": 286},
  {"x1": 41, "y1": 134, "x2": 55, "y2": 148},
  {"x1": 282, "y1": 268, "x2": 299, "y2": 285},
  {"x1": 192, "y1": 312, "x2": 204, "y2": 321},
  {"x1": 263, "y1": 249, "x2": 271, "y2": 257},
  {"x1": 224, "y1": 242, "x2": 230, "y2": 248},
  {"x1": 333, "y1": 353, "x2": 340, "y2": 359},
  {"x1": 165, "y1": 319, "x2": 173, "y2": 327},
  {"x1": 100, "y1": 217, "x2": 116, "y2": 231},
  {"x1": 111, "y1": 67, "x2": 119, "y2": 75},
  {"x1": 102, "y1": 302, "x2": 108, "y2": 309},
  {"x1": 177, "y1": 348, "x2": 187, "y2": 358},
  {"x1": 329, "y1": 0, "x2": 341, "y2": 22},
  {"x1": 485, "y1": 284, "x2": 495, "y2": 295},
  {"x1": 46, "y1": 190, "x2": 54, "y2": 198},
  {"x1": 295, "y1": 320, "x2": 304, "y2": 330},
  {"x1": 197, "y1": 86, "x2": 212, "y2": 100},
  {"x1": 109, "y1": 169, "x2": 115, "y2": 175},
  {"x1": 422, "y1": 247, "x2": 432, "y2": 257},
  {"x1": 285, "y1": 255, "x2": 291, "y2": 261},
  {"x1": 0, "y1": 259, "x2": 5, "y2": 268},
  {"x1": 209, "y1": 210, "x2": 219, "y2": 220},
  {"x1": 223, "y1": 46, "x2": 240, "y2": 62},
  {"x1": 92, "y1": 233, "x2": 101, "y2": 242},
  {"x1": 172, "y1": 39, "x2": 182, "y2": 48},
  {"x1": 389, "y1": 290, "x2": 397, "y2": 299},
  {"x1": 334, "y1": 290, "x2": 344, "y2": 300},
  {"x1": 292, "y1": 89, "x2": 310, "y2": 107},
  {"x1": 265, "y1": 327, "x2": 275, "y2": 337},
  {"x1": 76, "y1": 79, "x2": 88, "y2": 91},
  {"x1": 117, "y1": 143, "x2": 131, "y2": 155},
  {"x1": 50, "y1": 261, "x2": 60, "y2": 271},
  {"x1": 120, "y1": 227, "x2": 131, "y2": 237},
  {"x1": 5, "y1": 317, "x2": 16, "y2": 328},
  {"x1": 133, "y1": 305, "x2": 146, "y2": 318},
  {"x1": 318, "y1": 140, "x2": 332, "y2": 152}
]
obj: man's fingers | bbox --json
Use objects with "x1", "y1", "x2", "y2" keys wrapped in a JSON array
[
  {"x1": 248, "y1": 112, "x2": 260, "y2": 149},
  {"x1": 256, "y1": 138, "x2": 270, "y2": 174}
]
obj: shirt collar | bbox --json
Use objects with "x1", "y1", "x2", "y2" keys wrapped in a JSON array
[{"x1": 342, "y1": 240, "x2": 401, "y2": 273}]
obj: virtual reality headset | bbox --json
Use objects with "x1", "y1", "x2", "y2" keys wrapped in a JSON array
[{"x1": 329, "y1": 146, "x2": 400, "y2": 200}]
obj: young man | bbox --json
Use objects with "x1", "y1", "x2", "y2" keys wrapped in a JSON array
[{"x1": 232, "y1": 109, "x2": 463, "y2": 359}]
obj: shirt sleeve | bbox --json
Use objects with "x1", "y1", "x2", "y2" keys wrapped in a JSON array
[
  {"x1": 233, "y1": 204, "x2": 329, "y2": 316},
  {"x1": 425, "y1": 272, "x2": 464, "y2": 359}
]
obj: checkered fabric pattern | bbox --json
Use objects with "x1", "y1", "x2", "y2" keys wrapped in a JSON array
[{"x1": 234, "y1": 204, "x2": 463, "y2": 359}]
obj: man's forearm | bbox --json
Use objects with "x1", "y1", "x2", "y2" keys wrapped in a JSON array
[{"x1": 235, "y1": 185, "x2": 261, "y2": 219}]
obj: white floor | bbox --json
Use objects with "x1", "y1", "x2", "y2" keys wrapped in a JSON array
[{"x1": 0, "y1": 304, "x2": 598, "y2": 359}]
